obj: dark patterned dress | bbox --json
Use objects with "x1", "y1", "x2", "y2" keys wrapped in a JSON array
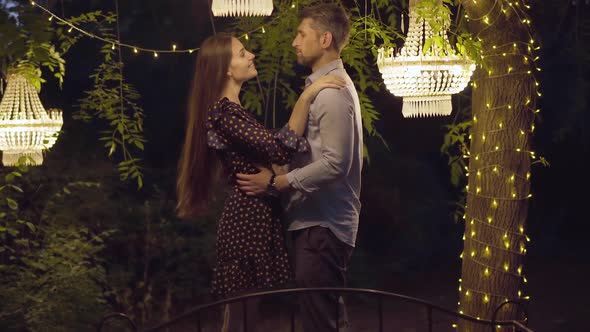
[{"x1": 206, "y1": 97, "x2": 309, "y2": 298}]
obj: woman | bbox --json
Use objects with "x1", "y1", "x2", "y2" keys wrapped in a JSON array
[{"x1": 176, "y1": 33, "x2": 345, "y2": 330}]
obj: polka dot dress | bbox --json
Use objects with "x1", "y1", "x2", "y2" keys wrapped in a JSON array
[{"x1": 206, "y1": 97, "x2": 309, "y2": 298}]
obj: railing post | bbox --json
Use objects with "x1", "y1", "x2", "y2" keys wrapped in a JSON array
[
  {"x1": 378, "y1": 296, "x2": 383, "y2": 332},
  {"x1": 242, "y1": 300, "x2": 248, "y2": 332},
  {"x1": 335, "y1": 291, "x2": 340, "y2": 332},
  {"x1": 195, "y1": 310, "x2": 201, "y2": 332},
  {"x1": 427, "y1": 306, "x2": 432, "y2": 332},
  {"x1": 291, "y1": 298, "x2": 296, "y2": 332}
]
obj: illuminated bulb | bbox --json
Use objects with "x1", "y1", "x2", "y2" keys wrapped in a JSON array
[
  {"x1": 471, "y1": 230, "x2": 476, "y2": 237},
  {"x1": 476, "y1": 187, "x2": 481, "y2": 194},
  {"x1": 492, "y1": 200, "x2": 498, "y2": 208},
  {"x1": 484, "y1": 295, "x2": 490, "y2": 303},
  {"x1": 471, "y1": 250, "x2": 476, "y2": 257},
  {"x1": 48, "y1": 16, "x2": 53, "y2": 21},
  {"x1": 487, "y1": 217, "x2": 492, "y2": 223},
  {"x1": 154, "y1": 52, "x2": 158, "y2": 58},
  {"x1": 484, "y1": 268, "x2": 490, "y2": 276},
  {"x1": 262, "y1": 26, "x2": 266, "y2": 33},
  {"x1": 504, "y1": 263, "x2": 509, "y2": 271},
  {"x1": 133, "y1": 48, "x2": 138, "y2": 53},
  {"x1": 172, "y1": 44, "x2": 177, "y2": 51}
]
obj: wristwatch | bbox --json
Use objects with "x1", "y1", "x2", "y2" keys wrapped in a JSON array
[{"x1": 267, "y1": 173, "x2": 280, "y2": 197}]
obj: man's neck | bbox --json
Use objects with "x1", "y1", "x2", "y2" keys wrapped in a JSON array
[{"x1": 311, "y1": 52, "x2": 340, "y2": 73}]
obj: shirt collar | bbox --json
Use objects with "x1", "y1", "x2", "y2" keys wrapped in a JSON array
[{"x1": 305, "y1": 59, "x2": 344, "y2": 87}]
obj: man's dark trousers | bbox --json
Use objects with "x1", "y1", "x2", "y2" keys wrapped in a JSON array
[{"x1": 293, "y1": 226, "x2": 354, "y2": 332}]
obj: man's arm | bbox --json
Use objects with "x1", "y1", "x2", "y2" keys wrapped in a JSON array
[
  {"x1": 287, "y1": 87, "x2": 355, "y2": 193},
  {"x1": 235, "y1": 86, "x2": 355, "y2": 196}
]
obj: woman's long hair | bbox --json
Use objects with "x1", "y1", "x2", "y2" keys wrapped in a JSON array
[{"x1": 176, "y1": 33, "x2": 233, "y2": 219}]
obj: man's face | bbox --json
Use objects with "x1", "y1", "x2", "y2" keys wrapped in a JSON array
[{"x1": 292, "y1": 18, "x2": 324, "y2": 68}]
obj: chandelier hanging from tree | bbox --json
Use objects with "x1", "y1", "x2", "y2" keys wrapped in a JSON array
[
  {"x1": 377, "y1": 0, "x2": 476, "y2": 118},
  {"x1": 211, "y1": 0, "x2": 273, "y2": 17},
  {"x1": 0, "y1": 72, "x2": 63, "y2": 166}
]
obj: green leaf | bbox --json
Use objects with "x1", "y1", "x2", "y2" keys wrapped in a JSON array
[{"x1": 6, "y1": 198, "x2": 18, "y2": 210}]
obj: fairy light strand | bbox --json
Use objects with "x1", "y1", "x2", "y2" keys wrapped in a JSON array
[{"x1": 30, "y1": 1, "x2": 282, "y2": 56}]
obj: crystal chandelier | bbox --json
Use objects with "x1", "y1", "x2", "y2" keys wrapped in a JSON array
[
  {"x1": 211, "y1": 0, "x2": 273, "y2": 17},
  {"x1": 0, "y1": 73, "x2": 63, "y2": 166},
  {"x1": 377, "y1": 0, "x2": 476, "y2": 118}
]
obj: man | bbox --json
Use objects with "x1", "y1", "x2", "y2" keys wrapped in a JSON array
[{"x1": 236, "y1": 4, "x2": 363, "y2": 332}]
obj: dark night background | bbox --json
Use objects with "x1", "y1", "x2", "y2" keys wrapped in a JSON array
[{"x1": 5, "y1": 0, "x2": 588, "y2": 331}]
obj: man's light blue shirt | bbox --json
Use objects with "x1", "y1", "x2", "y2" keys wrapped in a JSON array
[{"x1": 285, "y1": 59, "x2": 363, "y2": 248}]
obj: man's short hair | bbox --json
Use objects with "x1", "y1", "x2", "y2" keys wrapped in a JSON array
[{"x1": 300, "y1": 4, "x2": 351, "y2": 52}]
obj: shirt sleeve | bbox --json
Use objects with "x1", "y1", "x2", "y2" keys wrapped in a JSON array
[
  {"x1": 287, "y1": 88, "x2": 355, "y2": 193},
  {"x1": 207, "y1": 99, "x2": 309, "y2": 165}
]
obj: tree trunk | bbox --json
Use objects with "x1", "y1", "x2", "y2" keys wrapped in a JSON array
[{"x1": 457, "y1": 1, "x2": 538, "y2": 330}]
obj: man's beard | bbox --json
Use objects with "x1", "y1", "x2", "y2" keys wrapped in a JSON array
[{"x1": 297, "y1": 53, "x2": 318, "y2": 68}]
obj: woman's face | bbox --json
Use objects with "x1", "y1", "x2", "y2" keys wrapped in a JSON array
[{"x1": 227, "y1": 37, "x2": 257, "y2": 83}]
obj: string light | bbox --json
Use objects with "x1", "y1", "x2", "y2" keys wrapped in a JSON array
[
  {"x1": 29, "y1": 1, "x2": 278, "y2": 57},
  {"x1": 457, "y1": 1, "x2": 542, "y2": 324}
]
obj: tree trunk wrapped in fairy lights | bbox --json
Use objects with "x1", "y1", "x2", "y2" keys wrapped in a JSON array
[{"x1": 457, "y1": 0, "x2": 539, "y2": 330}]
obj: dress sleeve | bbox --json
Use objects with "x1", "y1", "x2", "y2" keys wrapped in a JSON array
[{"x1": 206, "y1": 99, "x2": 309, "y2": 165}]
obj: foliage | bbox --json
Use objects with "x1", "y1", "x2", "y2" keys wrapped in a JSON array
[
  {"x1": 0, "y1": 158, "x2": 110, "y2": 331},
  {"x1": 0, "y1": 0, "x2": 65, "y2": 89},
  {"x1": 101, "y1": 187, "x2": 218, "y2": 326},
  {"x1": 415, "y1": 0, "x2": 483, "y2": 65},
  {"x1": 62, "y1": 12, "x2": 146, "y2": 189}
]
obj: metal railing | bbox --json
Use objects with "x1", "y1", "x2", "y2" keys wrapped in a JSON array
[{"x1": 97, "y1": 287, "x2": 532, "y2": 332}]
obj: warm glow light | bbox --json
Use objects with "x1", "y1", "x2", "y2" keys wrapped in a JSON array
[
  {"x1": 0, "y1": 73, "x2": 63, "y2": 166},
  {"x1": 376, "y1": 0, "x2": 475, "y2": 118},
  {"x1": 211, "y1": 0, "x2": 273, "y2": 17}
]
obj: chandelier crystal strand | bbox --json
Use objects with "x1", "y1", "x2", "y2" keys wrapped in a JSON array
[
  {"x1": 0, "y1": 73, "x2": 63, "y2": 166},
  {"x1": 211, "y1": 0, "x2": 273, "y2": 17},
  {"x1": 377, "y1": 0, "x2": 476, "y2": 118}
]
